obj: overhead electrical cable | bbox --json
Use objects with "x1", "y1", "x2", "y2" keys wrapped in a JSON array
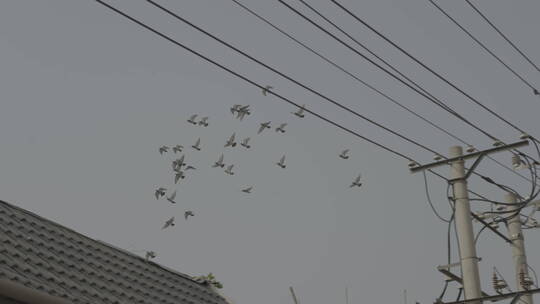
[
  {"x1": 332, "y1": 0, "x2": 540, "y2": 140},
  {"x1": 94, "y1": 1, "x2": 526, "y2": 260},
  {"x1": 328, "y1": 0, "x2": 540, "y2": 189},
  {"x1": 143, "y1": 0, "x2": 445, "y2": 156},
  {"x1": 426, "y1": 0, "x2": 539, "y2": 95},
  {"x1": 277, "y1": 0, "x2": 540, "y2": 196},
  {"x1": 94, "y1": 0, "x2": 413, "y2": 162},
  {"x1": 328, "y1": 0, "x2": 540, "y2": 170},
  {"x1": 93, "y1": 0, "x2": 495, "y2": 203},
  {"x1": 148, "y1": 0, "x2": 528, "y2": 195},
  {"x1": 293, "y1": 0, "x2": 540, "y2": 172},
  {"x1": 229, "y1": 0, "x2": 535, "y2": 185},
  {"x1": 465, "y1": 0, "x2": 540, "y2": 76},
  {"x1": 279, "y1": 0, "x2": 500, "y2": 142}
]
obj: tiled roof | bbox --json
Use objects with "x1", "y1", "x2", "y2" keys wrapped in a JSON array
[{"x1": 0, "y1": 200, "x2": 230, "y2": 304}]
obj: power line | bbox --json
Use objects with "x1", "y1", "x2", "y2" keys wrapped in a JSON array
[
  {"x1": 144, "y1": 0, "x2": 443, "y2": 156},
  {"x1": 465, "y1": 0, "x2": 540, "y2": 77},
  {"x1": 311, "y1": 0, "x2": 540, "y2": 169},
  {"x1": 426, "y1": 0, "x2": 539, "y2": 95},
  {"x1": 230, "y1": 0, "x2": 463, "y2": 144},
  {"x1": 149, "y1": 0, "x2": 532, "y2": 195},
  {"x1": 291, "y1": 0, "x2": 464, "y2": 122},
  {"x1": 98, "y1": 1, "x2": 530, "y2": 257},
  {"x1": 93, "y1": 0, "x2": 494, "y2": 203},
  {"x1": 93, "y1": 0, "x2": 412, "y2": 161},
  {"x1": 332, "y1": 0, "x2": 540, "y2": 140},
  {"x1": 330, "y1": 0, "x2": 540, "y2": 168},
  {"x1": 279, "y1": 0, "x2": 500, "y2": 142},
  {"x1": 278, "y1": 0, "x2": 540, "y2": 194},
  {"x1": 228, "y1": 0, "x2": 536, "y2": 185}
]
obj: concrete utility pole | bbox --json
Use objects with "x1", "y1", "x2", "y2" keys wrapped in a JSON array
[
  {"x1": 505, "y1": 193, "x2": 533, "y2": 304},
  {"x1": 409, "y1": 140, "x2": 530, "y2": 304},
  {"x1": 449, "y1": 146, "x2": 482, "y2": 304}
]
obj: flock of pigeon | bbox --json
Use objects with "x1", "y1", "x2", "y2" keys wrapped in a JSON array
[{"x1": 153, "y1": 86, "x2": 362, "y2": 232}]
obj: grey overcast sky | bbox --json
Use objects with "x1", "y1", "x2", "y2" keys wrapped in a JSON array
[{"x1": 1, "y1": 0, "x2": 540, "y2": 303}]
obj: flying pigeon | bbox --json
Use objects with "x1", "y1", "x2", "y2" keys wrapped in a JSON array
[
  {"x1": 187, "y1": 114, "x2": 198, "y2": 125},
  {"x1": 213, "y1": 154, "x2": 225, "y2": 168},
  {"x1": 159, "y1": 146, "x2": 169, "y2": 155},
  {"x1": 240, "y1": 137, "x2": 251, "y2": 149},
  {"x1": 162, "y1": 217, "x2": 175, "y2": 229},
  {"x1": 192, "y1": 138, "x2": 201, "y2": 151},
  {"x1": 225, "y1": 133, "x2": 237, "y2": 147},
  {"x1": 230, "y1": 104, "x2": 242, "y2": 115},
  {"x1": 262, "y1": 85, "x2": 273, "y2": 96},
  {"x1": 225, "y1": 164, "x2": 235, "y2": 175},
  {"x1": 166, "y1": 191, "x2": 177, "y2": 204},
  {"x1": 145, "y1": 251, "x2": 156, "y2": 261},
  {"x1": 258, "y1": 122, "x2": 271, "y2": 134},
  {"x1": 172, "y1": 145, "x2": 183, "y2": 153},
  {"x1": 155, "y1": 187, "x2": 167, "y2": 200},
  {"x1": 242, "y1": 186, "x2": 253, "y2": 193},
  {"x1": 275, "y1": 123, "x2": 287, "y2": 133},
  {"x1": 339, "y1": 149, "x2": 350, "y2": 159},
  {"x1": 350, "y1": 174, "x2": 362, "y2": 188},
  {"x1": 184, "y1": 211, "x2": 194, "y2": 220},
  {"x1": 198, "y1": 117, "x2": 209, "y2": 127},
  {"x1": 277, "y1": 155, "x2": 286, "y2": 169},
  {"x1": 236, "y1": 105, "x2": 251, "y2": 121},
  {"x1": 172, "y1": 155, "x2": 186, "y2": 171},
  {"x1": 174, "y1": 171, "x2": 185, "y2": 184},
  {"x1": 239, "y1": 105, "x2": 250, "y2": 112},
  {"x1": 292, "y1": 104, "x2": 305, "y2": 118}
]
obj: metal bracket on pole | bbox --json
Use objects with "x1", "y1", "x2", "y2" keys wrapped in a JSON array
[
  {"x1": 470, "y1": 212, "x2": 513, "y2": 245},
  {"x1": 510, "y1": 295, "x2": 522, "y2": 304}
]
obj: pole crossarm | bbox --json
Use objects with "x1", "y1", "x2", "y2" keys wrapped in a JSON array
[
  {"x1": 409, "y1": 140, "x2": 529, "y2": 173},
  {"x1": 436, "y1": 288, "x2": 540, "y2": 304}
]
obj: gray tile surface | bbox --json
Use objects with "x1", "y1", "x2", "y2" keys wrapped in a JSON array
[{"x1": 0, "y1": 200, "x2": 229, "y2": 304}]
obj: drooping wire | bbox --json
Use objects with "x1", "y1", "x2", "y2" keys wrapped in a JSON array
[
  {"x1": 229, "y1": 0, "x2": 536, "y2": 186},
  {"x1": 423, "y1": 171, "x2": 451, "y2": 223},
  {"x1": 474, "y1": 225, "x2": 488, "y2": 244},
  {"x1": 455, "y1": 288, "x2": 463, "y2": 302},
  {"x1": 465, "y1": 0, "x2": 540, "y2": 75},
  {"x1": 437, "y1": 185, "x2": 455, "y2": 303}
]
